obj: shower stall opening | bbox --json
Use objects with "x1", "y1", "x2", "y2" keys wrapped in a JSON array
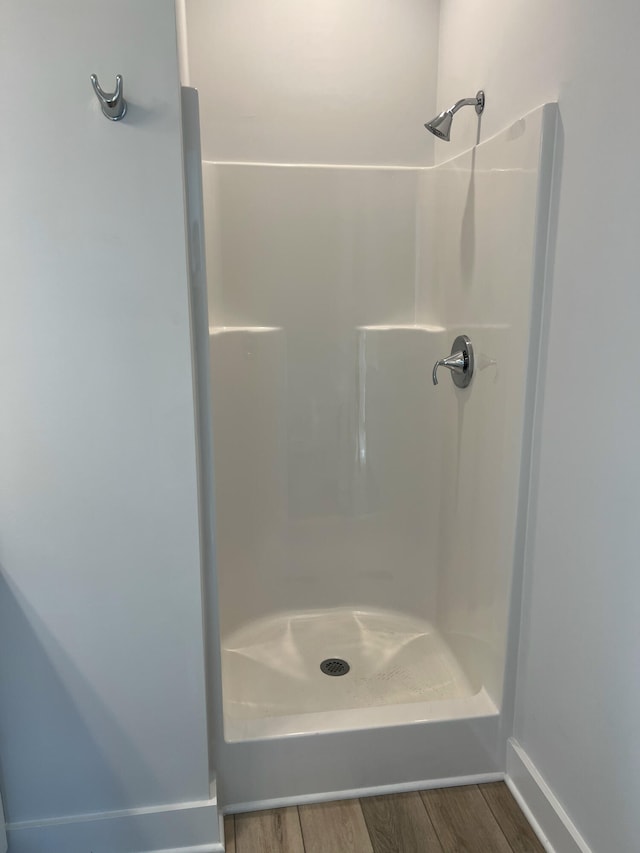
[
  {"x1": 204, "y1": 111, "x2": 555, "y2": 745},
  {"x1": 206, "y1": 159, "x2": 488, "y2": 744},
  {"x1": 180, "y1": 0, "x2": 557, "y2": 809},
  {"x1": 205, "y1": 128, "x2": 556, "y2": 804}
]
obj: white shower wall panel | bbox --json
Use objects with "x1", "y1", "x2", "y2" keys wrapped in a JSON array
[
  {"x1": 428, "y1": 105, "x2": 557, "y2": 706},
  {"x1": 204, "y1": 164, "x2": 445, "y2": 633},
  {"x1": 209, "y1": 327, "x2": 287, "y2": 635},
  {"x1": 203, "y1": 164, "x2": 419, "y2": 328}
]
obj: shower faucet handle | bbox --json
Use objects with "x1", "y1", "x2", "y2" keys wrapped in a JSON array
[
  {"x1": 432, "y1": 335, "x2": 474, "y2": 388},
  {"x1": 432, "y1": 351, "x2": 466, "y2": 384}
]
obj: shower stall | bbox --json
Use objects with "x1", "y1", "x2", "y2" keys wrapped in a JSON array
[{"x1": 179, "y1": 4, "x2": 558, "y2": 811}]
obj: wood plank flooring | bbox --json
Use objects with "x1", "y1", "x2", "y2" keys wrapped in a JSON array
[
  {"x1": 299, "y1": 800, "x2": 373, "y2": 853},
  {"x1": 233, "y1": 806, "x2": 304, "y2": 853},
  {"x1": 226, "y1": 782, "x2": 544, "y2": 853}
]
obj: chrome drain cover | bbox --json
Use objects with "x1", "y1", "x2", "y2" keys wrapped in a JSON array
[{"x1": 320, "y1": 658, "x2": 350, "y2": 677}]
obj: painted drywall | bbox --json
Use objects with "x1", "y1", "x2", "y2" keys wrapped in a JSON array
[
  {"x1": 0, "y1": 0, "x2": 215, "y2": 846},
  {"x1": 435, "y1": 0, "x2": 568, "y2": 161},
  {"x1": 0, "y1": 791, "x2": 5, "y2": 853},
  {"x1": 438, "y1": 2, "x2": 640, "y2": 851},
  {"x1": 183, "y1": 0, "x2": 440, "y2": 165}
]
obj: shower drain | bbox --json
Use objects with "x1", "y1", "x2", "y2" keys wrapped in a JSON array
[{"x1": 320, "y1": 658, "x2": 350, "y2": 677}]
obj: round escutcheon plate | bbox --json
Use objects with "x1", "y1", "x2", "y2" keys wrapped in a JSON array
[{"x1": 451, "y1": 334, "x2": 474, "y2": 388}]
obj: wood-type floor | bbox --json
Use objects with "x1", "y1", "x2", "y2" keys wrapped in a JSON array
[{"x1": 224, "y1": 782, "x2": 544, "y2": 853}]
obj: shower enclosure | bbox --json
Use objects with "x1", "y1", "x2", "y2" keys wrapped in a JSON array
[{"x1": 179, "y1": 5, "x2": 557, "y2": 811}]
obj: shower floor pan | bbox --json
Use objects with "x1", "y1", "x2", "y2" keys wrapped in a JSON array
[{"x1": 221, "y1": 607, "x2": 497, "y2": 742}]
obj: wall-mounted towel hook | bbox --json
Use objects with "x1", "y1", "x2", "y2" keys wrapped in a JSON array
[{"x1": 90, "y1": 74, "x2": 127, "y2": 121}]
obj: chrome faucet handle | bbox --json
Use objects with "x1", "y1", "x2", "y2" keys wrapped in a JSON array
[
  {"x1": 432, "y1": 335, "x2": 474, "y2": 388},
  {"x1": 432, "y1": 351, "x2": 466, "y2": 385}
]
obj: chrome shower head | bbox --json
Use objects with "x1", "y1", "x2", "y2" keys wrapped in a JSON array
[
  {"x1": 425, "y1": 109, "x2": 454, "y2": 141},
  {"x1": 425, "y1": 90, "x2": 485, "y2": 142}
]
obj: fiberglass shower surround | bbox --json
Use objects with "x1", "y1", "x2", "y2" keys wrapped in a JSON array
[{"x1": 198, "y1": 101, "x2": 557, "y2": 804}]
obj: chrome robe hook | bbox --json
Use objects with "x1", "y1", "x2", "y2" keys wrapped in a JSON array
[{"x1": 90, "y1": 74, "x2": 127, "y2": 121}]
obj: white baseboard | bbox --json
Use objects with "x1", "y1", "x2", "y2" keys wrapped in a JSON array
[
  {"x1": 5, "y1": 796, "x2": 223, "y2": 853},
  {"x1": 506, "y1": 738, "x2": 592, "y2": 853},
  {"x1": 225, "y1": 770, "x2": 505, "y2": 815}
]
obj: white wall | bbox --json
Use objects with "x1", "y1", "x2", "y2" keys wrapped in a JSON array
[
  {"x1": 0, "y1": 2, "x2": 217, "y2": 850},
  {"x1": 184, "y1": 0, "x2": 440, "y2": 165},
  {"x1": 438, "y1": 2, "x2": 640, "y2": 851}
]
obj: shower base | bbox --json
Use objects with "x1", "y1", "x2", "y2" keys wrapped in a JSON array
[{"x1": 221, "y1": 608, "x2": 495, "y2": 742}]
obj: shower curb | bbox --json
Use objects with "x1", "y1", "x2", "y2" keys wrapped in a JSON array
[{"x1": 223, "y1": 771, "x2": 504, "y2": 815}]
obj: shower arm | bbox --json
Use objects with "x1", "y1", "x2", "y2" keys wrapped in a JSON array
[{"x1": 449, "y1": 93, "x2": 485, "y2": 116}]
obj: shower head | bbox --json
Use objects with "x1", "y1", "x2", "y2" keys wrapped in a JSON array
[
  {"x1": 425, "y1": 90, "x2": 485, "y2": 142},
  {"x1": 425, "y1": 110, "x2": 454, "y2": 141}
]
